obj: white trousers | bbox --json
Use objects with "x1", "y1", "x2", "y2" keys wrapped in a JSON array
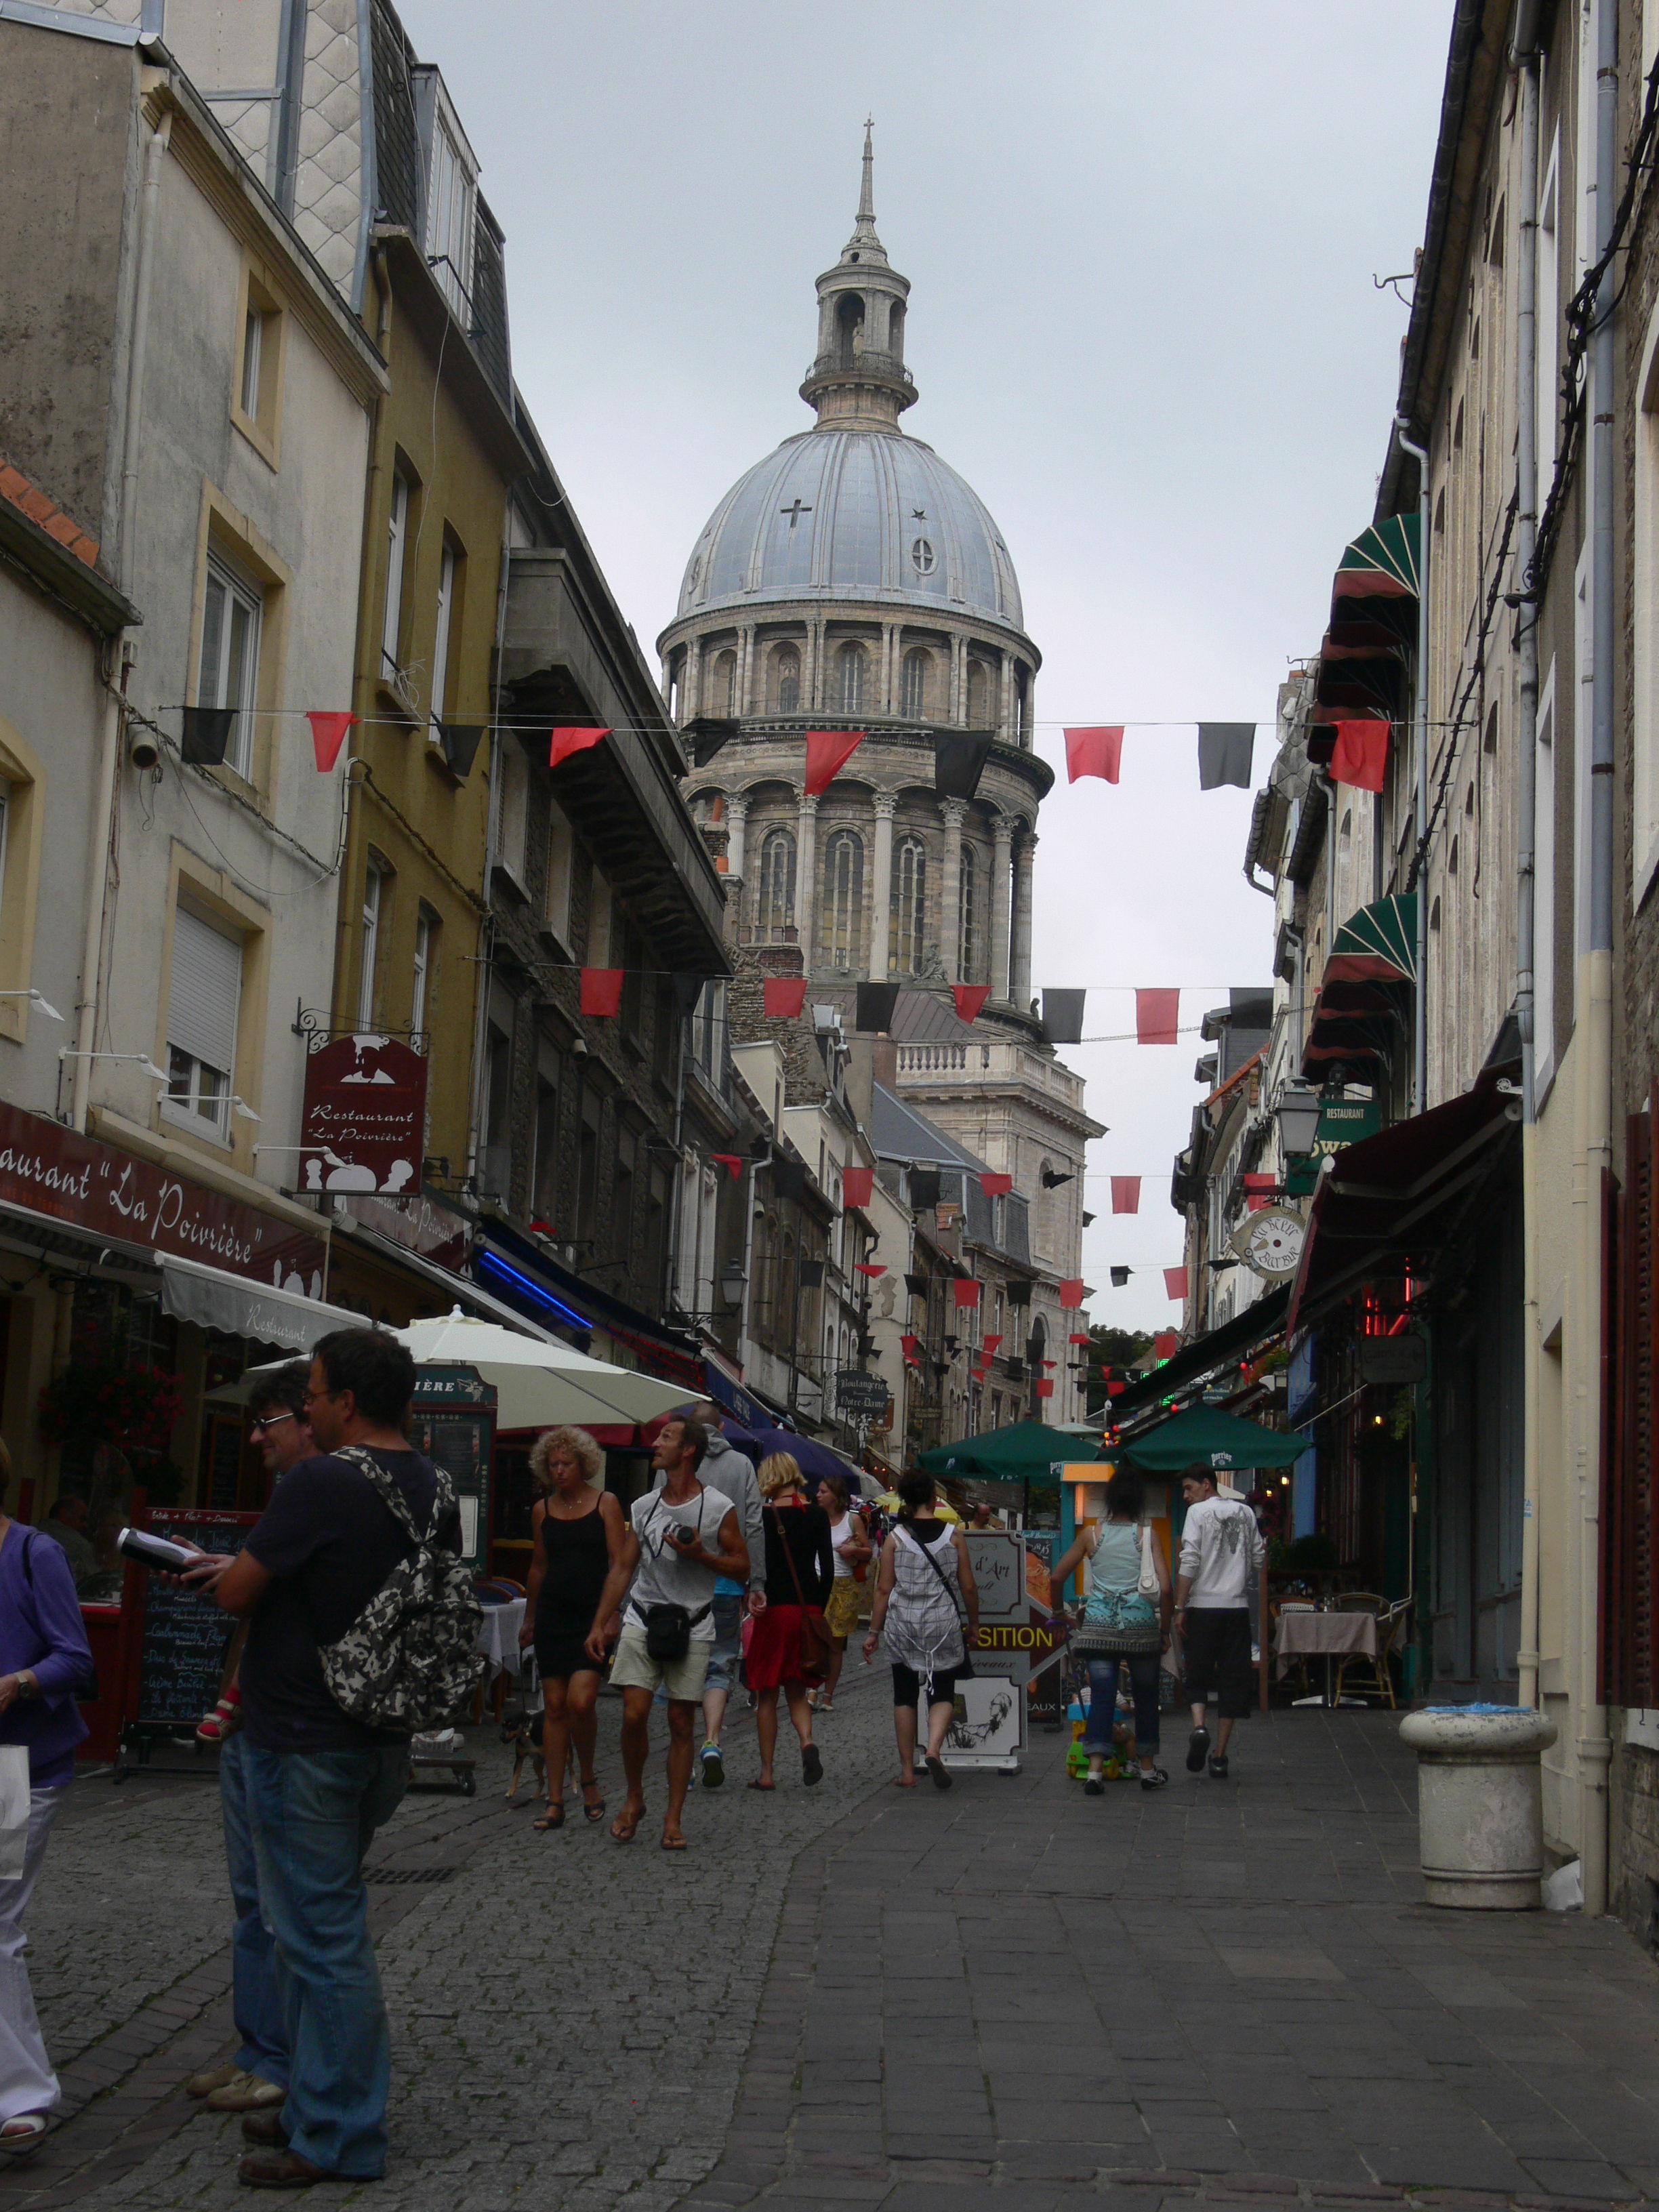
[{"x1": 0, "y1": 1786, "x2": 64, "y2": 2123}]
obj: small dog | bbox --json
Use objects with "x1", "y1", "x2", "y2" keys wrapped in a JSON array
[{"x1": 499, "y1": 1698, "x2": 547, "y2": 1805}]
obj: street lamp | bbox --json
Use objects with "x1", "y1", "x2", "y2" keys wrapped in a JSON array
[
  {"x1": 719, "y1": 1259, "x2": 747, "y2": 1309},
  {"x1": 1275, "y1": 1082, "x2": 1324, "y2": 1159}
]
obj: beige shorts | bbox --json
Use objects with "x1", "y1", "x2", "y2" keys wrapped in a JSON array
[{"x1": 608, "y1": 1622, "x2": 712, "y2": 1702}]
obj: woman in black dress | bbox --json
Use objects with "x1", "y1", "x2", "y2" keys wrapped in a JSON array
[{"x1": 518, "y1": 1426, "x2": 626, "y2": 1830}]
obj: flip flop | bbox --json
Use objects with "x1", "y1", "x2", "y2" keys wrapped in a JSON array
[
  {"x1": 924, "y1": 1755, "x2": 953, "y2": 1791},
  {"x1": 746, "y1": 1777, "x2": 775, "y2": 1791},
  {"x1": 580, "y1": 1779, "x2": 606, "y2": 1822},
  {"x1": 611, "y1": 1807, "x2": 643, "y2": 1843},
  {"x1": 802, "y1": 1744, "x2": 823, "y2": 1786},
  {"x1": 660, "y1": 1832, "x2": 689, "y2": 1851},
  {"x1": 532, "y1": 1805, "x2": 565, "y2": 1832}
]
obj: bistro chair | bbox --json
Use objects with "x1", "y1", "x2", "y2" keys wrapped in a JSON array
[{"x1": 1334, "y1": 1597, "x2": 1410, "y2": 1708}]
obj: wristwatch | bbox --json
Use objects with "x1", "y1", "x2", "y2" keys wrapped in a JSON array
[{"x1": 15, "y1": 1669, "x2": 39, "y2": 1700}]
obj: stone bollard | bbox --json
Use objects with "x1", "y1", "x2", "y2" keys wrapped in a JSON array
[{"x1": 1397, "y1": 1704, "x2": 1558, "y2": 1908}]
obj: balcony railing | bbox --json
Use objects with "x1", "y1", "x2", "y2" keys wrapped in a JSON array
[{"x1": 802, "y1": 350, "x2": 916, "y2": 392}]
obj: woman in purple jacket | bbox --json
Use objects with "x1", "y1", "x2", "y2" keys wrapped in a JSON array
[{"x1": 0, "y1": 1475, "x2": 93, "y2": 2160}]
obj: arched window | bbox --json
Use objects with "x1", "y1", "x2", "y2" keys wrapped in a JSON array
[
  {"x1": 758, "y1": 826, "x2": 796, "y2": 941},
  {"x1": 837, "y1": 642, "x2": 867, "y2": 714},
  {"x1": 966, "y1": 657, "x2": 991, "y2": 725},
  {"x1": 775, "y1": 648, "x2": 800, "y2": 715},
  {"x1": 714, "y1": 649, "x2": 738, "y2": 718},
  {"x1": 835, "y1": 293, "x2": 865, "y2": 367},
  {"x1": 891, "y1": 835, "x2": 926, "y2": 974},
  {"x1": 823, "y1": 830, "x2": 865, "y2": 972},
  {"x1": 958, "y1": 843, "x2": 979, "y2": 980},
  {"x1": 900, "y1": 649, "x2": 929, "y2": 718}
]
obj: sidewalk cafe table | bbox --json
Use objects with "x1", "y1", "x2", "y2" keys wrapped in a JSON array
[{"x1": 1274, "y1": 1608, "x2": 1378, "y2": 1708}]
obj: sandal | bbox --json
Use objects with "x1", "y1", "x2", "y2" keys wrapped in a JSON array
[
  {"x1": 611, "y1": 1806, "x2": 643, "y2": 1843},
  {"x1": 532, "y1": 1804, "x2": 566, "y2": 1832},
  {"x1": 924, "y1": 1754, "x2": 953, "y2": 1791},
  {"x1": 746, "y1": 1776, "x2": 775, "y2": 1790},
  {"x1": 0, "y1": 2114, "x2": 48, "y2": 2158},
  {"x1": 802, "y1": 1744, "x2": 823, "y2": 1786},
  {"x1": 580, "y1": 1778, "x2": 605, "y2": 1822},
  {"x1": 660, "y1": 1831, "x2": 689, "y2": 1851}
]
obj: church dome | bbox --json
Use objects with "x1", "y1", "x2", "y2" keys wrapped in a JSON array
[{"x1": 676, "y1": 426, "x2": 1025, "y2": 632}]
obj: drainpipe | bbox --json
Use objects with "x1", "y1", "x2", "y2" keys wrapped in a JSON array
[
  {"x1": 1393, "y1": 418, "x2": 1432, "y2": 1118},
  {"x1": 73, "y1": 102, "x2": 170, "y2": 1134},
  {"x1": 1576, "y1": 0, "x2": 1617, "y2": 1918},
  {"x1": 1512, "y1": 0, "x2": 1543, "y2": 1717},
  {"x1": 739, "y1": 1151, "x2": 766, "y2": 1376}
]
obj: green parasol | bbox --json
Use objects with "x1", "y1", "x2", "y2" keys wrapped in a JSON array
[
  {"x1": 1117, "y1": 1404, "x2": 1305, "y2": 1474},
  {"x1": 918, "y1": 1420, "x2": 1101, "y2": 1486}
]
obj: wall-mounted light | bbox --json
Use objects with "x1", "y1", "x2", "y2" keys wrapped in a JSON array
[{"x1": 1274, "y1": 1082, "x2": 1323, "y2": 1158}]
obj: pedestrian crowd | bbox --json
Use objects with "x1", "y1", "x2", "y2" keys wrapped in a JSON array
[{"x1": 1, "y1": 1353, "x2": 1264, "y2": 2190}]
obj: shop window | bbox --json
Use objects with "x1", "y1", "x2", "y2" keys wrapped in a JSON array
[{"x1": 164, "y1": 906, "x2": 243, "y2": 1141}]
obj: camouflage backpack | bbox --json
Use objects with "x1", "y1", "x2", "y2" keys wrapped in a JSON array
[{"x1": 319, "y1": 1447, "x2": 485, "y2": 1731}]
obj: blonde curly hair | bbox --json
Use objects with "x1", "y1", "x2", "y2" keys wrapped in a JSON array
[
  {"x1": 758, "y1": 1451, "x2": 806, "y2": 1500},
  {"x1": 530, "y1": 1425, "x2": 605, "y2": 1493}
]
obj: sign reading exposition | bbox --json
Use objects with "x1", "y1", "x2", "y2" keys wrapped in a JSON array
[
  {"x1": 0, "y1": 1101, "x2": 325, "y2": 1290},
  {"x1": 300, "y1": 1033, "x2": 427, "y2": 1195}
]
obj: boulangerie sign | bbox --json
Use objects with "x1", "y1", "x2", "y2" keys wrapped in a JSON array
[
  {"x1": 0, "y1": 1101, "x2": 325, "y2": 1291},
  {"x1": 300, "y1": 1035, "x2": 427, "y2": 1197}
]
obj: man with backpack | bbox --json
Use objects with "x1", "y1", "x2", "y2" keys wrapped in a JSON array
[{"x1": 197, "y1": 1328, "x2": 471, "y2": 2189}]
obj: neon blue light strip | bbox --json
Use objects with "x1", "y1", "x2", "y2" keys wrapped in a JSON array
[{"x1": 474, "y1": 1250, "x2": 591, "y2": 1333}]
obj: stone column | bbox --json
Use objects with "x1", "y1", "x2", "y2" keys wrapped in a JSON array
[
  {"x1": 940, "y1": 798, "x2": 966, "y2": 984},
  {"x1": 684, "y1": 638, "x2": 702, "y2": 723},
  {"x1": 949, "y1": 634, "x2": 966, "y2": 724},
  {"x1": 869, "y1": 792, "x2": 895, "y2": 979},
  {"x1": 796, "y1": 791, "x2": 819, "y2": 955},
  {"x1": 883, "y1": 623, "x2": 900, "y2": 716},
  {"x1": 806, "y1": 619, "x2": 826, "y2": 712},
  {"x1": 737, "y1": 624, "x2": 756, "y2": 716},
  {"x1": 726, "y1": 792, "x2": 749, "y2": 882},
  {"x1": 1010, "y1": 830, "x2": 1037, "y2": 1006},
  {"x1": 990, "y1": 815, "x2": 1012, "y2": 1002},
  {"x1": 998, "y1": 650, "x2": 1015, "y2": 743}
]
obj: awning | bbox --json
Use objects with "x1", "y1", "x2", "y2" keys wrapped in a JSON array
[
  {"x1": 1310, "y1": 512, "x2": 1420, "y2": 755},
  {"x1": 1286, "y1": 1071, "x2": 1517, "y2": 1331},
  {"x1": 1325, "y1": 893, "x2": 1417, "y2": 984},
  {"x1": 159, "y1": 1257, "x2": 367, "y2": 1353},
  {"x1": 918, "y1": 1420, "x2": 1101, "y2": 1483},
  {"x1": 342, "y1": 1226, "x2": 560, "y2": 1344},
  {"x1": 1108, "y1": 1283, "x2": 1290, "y2": 1420},
  {"x1": 1119, "y1": 1402, "x2": 1306, "y2": 1474},
  {"x1": 1303, "y1": 894, "x2": 1416, "y2": 1079}
]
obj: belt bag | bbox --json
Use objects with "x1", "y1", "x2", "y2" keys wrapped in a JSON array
[{"x1": 642, "y1": 1601, "x2": 710, "y2": 1663}]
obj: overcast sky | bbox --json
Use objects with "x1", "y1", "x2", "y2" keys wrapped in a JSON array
[{"x1": 401, "y1": 0, "x2": 1453, "y2": 1334}]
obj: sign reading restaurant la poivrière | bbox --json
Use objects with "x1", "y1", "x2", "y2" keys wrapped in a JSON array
[
  {"x1": 0, "y1": 1101, "x2": 325, "y2": 1291},
  {"x1": 299, "y1": 1034, "x2": 427, "y2": 1196}
]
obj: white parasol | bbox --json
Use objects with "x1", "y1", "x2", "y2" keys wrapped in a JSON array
[{"x1": 394, "y1": 1309, "x2": 690, "y2": 1431}]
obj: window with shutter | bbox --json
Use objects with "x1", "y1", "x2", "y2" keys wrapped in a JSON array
[{"x1": 164, "y1": 907, "x2": 242, "y2": 1136}]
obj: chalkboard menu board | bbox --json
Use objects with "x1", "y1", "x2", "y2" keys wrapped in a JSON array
[
  {"x1": 134, "y1": 1509, "x2": 258, "y2": 1728},
  {"x1": 409, "y1": 1365, "x2": 495, "y2": 1571}
]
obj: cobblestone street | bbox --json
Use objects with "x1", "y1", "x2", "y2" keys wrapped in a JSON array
[{"x1": 4, "y1": 1700, "x2": 1659, "y2": 2212}]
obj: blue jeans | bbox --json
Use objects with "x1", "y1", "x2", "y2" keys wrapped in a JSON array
[
  {"x1": 244, "y1": 1745, "x2": 407, "y2": 2177},
  {"x1": 1082, "y1": 1652, "x2": 1162, "y2": 1755},
  {"x1": 218, "y1": 1734, "x2": 287, "y2": 2089}
]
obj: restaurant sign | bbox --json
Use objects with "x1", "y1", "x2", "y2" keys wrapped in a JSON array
[
  {"x1": 0, "y1": 1101, "x2": 325, "y2": 1291},
  {"x1": 300, "y1": 1034, "x2": 427, "y2": 1195}
]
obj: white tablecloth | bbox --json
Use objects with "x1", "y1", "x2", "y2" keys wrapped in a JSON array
[
  {"x1": 1274, "y1": 1610, "x2": 1378, "y2": 1677},
  {"x1": 476, "y1": 1597, "x2": 527, "y2": 1679}
]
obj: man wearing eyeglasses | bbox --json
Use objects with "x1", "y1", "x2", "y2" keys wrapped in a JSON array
[{"x1": 184, "y1": 1364, "x2": 314, "y2": 2126}]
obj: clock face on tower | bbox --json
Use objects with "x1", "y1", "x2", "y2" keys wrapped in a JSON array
[{"x1": 1230, "y1": 1206, "x2": 1306, "y2": 1279}]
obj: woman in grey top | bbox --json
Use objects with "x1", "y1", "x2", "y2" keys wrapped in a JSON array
[{"x1": 862, "y1": 1472, "x2": 979, "y2": 1790}]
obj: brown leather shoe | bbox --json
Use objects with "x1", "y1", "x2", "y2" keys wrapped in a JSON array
[
  {"x1": 241, "y1": 2110, "x2": 289, "y2": 2148},
  {"x1": 237, "y1": 2149, "x2": 333, "y2": 2188}
]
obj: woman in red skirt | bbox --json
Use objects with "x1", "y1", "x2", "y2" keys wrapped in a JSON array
[{"x1": 745, "y1": 1454, "x2": 834, "y2": 1790}]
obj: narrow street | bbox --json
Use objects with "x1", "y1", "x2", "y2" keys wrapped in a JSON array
[{"x1": 4, "y1": 1694, "x2": 1656, "y2": 2212}]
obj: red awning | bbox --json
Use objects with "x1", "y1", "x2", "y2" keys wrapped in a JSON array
[{"x1": 1286, "y1": 1073, "x2": 1516, "y2": 1331}]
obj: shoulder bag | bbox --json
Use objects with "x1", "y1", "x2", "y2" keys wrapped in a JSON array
[
  {"x1": 637, "y1": 1491, "x2": 712, "y2": 1662},
  {"x1": 769, "y1": 1504, "x2": 832, "y2": 1684},
  {"x1": 1137, "y1": 1517, "x2": 1162, "y2": 1599},
  {"x1": 897, "y1": 1523, "x2": 975, "y2": 1679}
]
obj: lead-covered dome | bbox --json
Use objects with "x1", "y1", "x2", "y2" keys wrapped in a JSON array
[{"x1": 676, "y1": 426, "x2": 1025, "y2": 633}]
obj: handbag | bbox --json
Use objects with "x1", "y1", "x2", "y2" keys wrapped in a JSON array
[
  {"x1": 1137, "y1": 1519, "x2": 1161, "y2": 1600},
  {"x1": 769, "y1": 1505, "x2": 832, "y2": 1684},
  {"x1": 637, "y1": 1493, "x2": 713, "y2": 1662},
  {"x1": 897, "y1": 1523, "x2": 976, "y2": 1679}
]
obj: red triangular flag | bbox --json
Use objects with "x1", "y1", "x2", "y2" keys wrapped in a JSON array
[
  {"x1": 854, "y1": 1262, "x2": 886, "y2": 1279},
  {"x1": 1042, "y1": 1358, "x2": 1059, "y2": 1370},
  {"x1": 549, "y1": 726, "x2": 611, "y2": 771},
  {"x1": 1110, "y1": 1176, "x2": 1141, "y2": 1214},
  {"x1": 1107, "y1": 1379, "x2": 1126, "y2": 1397},
  {"x1": 763, "y1": 977, "x2": 807, "y2": 1019},
  {"x1": 1328, "y1": 717, "x2": 1389, "y2": 794},
  {"x1": 1057, "y1": 1279, "x2": 1086, "y2": 1309},
  {"x1": 953, "y1": 1278, "x2": 982, "y2": 1308},
  {"x1": 981, "y1": 1336, "x2": 1003, "y2": 1355},
  {"x1": 579, "y1": 968, "x2": 624, "y2": 1017},
  {"x1": 1065, "y1": 726, "x2": 1124, "y2": 784},
  {"x1": 1164, "y1": 1266, "x2": 1189, "y2": 1300},
  {"x1": 1069, "y1": 1332, "x2": 1091, "y2": 1346},
  {"x1": 711, "y1": 1153, "x2": 744, "y2": 1180},
  {"x1": 1036, "y1": 1378, "x2": 1055, "y2": 1398},
  {"x1": 1243, "y1": 1171, "x2": 1276, "y2": 1213},
  {"x1": 307, "y1": 710, "x2": 356, "y2": 771},
  {"x1": 1135, "y1": 989, "x2": 1180, "y2": 1044},
  {"x1": 900, "y1": 1334, "x2": 921, "y2": 1365},
  {"x1": 953, "y1": 983, "x2": 990, "y2": 1024},
  {"x1": 842, "y1": 1166, "x2": 874, "y2": 1208},
  {"x1": 980, "y1": 1172, "x2": 1012, "y2": 1197},
  {"x1": 1152, "y1": 1330, "x2": 1180, "y2": 1361},
  {"x1": 529, "y1": 1218, "x2": 555, "y2": 1233},
  {"x1": 804, "y1": 729, "x2": 866, "y2": 796}
]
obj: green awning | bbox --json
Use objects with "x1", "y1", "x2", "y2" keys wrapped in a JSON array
[
  {"x1": 1333, "y1": 511, "x2": 1420, "y2": 600},
  {"x1": 1302, "y1": 896, "x2": 1416, "y2": 1080},
  {"x1": 1326, "y1": 893, "x2": 1418, "y2": 985},
  {"x1": 1118, "y1": 1404, "x2": 1305, "y2": 1474},
  {"x1": 918, "y1": 1419, "x2": 1101, "y2": 1485}
]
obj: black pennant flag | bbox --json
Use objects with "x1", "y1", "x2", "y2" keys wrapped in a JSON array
[{"x1": 933, "y1": 732, "x2": 995, "y2": 801}]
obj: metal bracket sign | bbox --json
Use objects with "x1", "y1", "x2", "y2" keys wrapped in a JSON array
[{"x1": 835, "y1": 1368, "x2": 890, "y2": 1416}]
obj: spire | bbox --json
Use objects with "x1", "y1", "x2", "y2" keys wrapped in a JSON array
[
  {"x1": 803, "y1": 126, "x2": 915, "y2": 428},
  {"x1": 856, "y1": 117, "x2": 876, "y2": 235}
]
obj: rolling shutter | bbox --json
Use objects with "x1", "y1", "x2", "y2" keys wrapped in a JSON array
[{"x1": 167, "y1": 907, "x2": 241, "y2": 1076}]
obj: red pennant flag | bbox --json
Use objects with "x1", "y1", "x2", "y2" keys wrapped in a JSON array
[
  {"x1": 1107, "y1": 1379, "x2": 1126, "y2": 1398},
  {"x1": 1042, "y1": 1358, "x2": 1059, "y2": 1370},
  {"x1": 1036, "y1": 1378, "x2": 1055, "y2": 1398},
  {"x1": 529, "y1": 1218, "x2": 555, "y2": 1233},
  {"x1": 980, "y1": 1172, "x2": 1013, "y2": 1197},
  {"x1": 953, "y1": 1279, "x2": 981, "y2": 1308},
  {"x1": 982, "y1": 1335, "x2": 1003, "y2": 1355},
  {"x1": 1151, "y1": 1330, "x2": 1180, "y2": 1361},
  {"x1": 804, "y1": 729, "x2": 866, "y2": 796},
  {"x1": 842, "y1": 1166, "x2": 874, "y2": 1208},
  {"x1": 1110, "y1": 1176, "x2": 1141, "y2": 1214},
  {"x1": 1328, "y1": 717, "x2": 1389, "y2": 794},
  {"x1": 1058, "y1": 1279, "x2": 1086, "y2": 1309},
  {"x1": 711, "y1": 1153, "x2": 744, "y2": 1180},
  {"x1": 1164, "y1": 1266, "x2": 1189, "y2": 1301},
  {"x1": 1069, "y1": 1332, "x2": 1091, "y2": 1346},
  {"x1": 1243, "y1": 1171, "x2": 1276, "y2": 1213},
  {"x1": 548, "y1": 726, "x2": 611, "y2": 771},
  {"x1": 953, "y1": 983, "x2": 990, "y2": 1025},
  {"x1": 1135, "y1": 989, "x2": 1180, "y2": 1044},
  {"x1": 762, "y1": 977, "x2": 807, "y2": 1019},
  {"x1": 307, "y1": 710, "x2": 356, "y2": 771},
  {"x1": 1065, "y1": 726, "x2": 1124, "y2": 784},
  {"x1": 579, "y1": 968, "x2": 624, "y2": 1017},
  {"x1": 854, "y1": 1262, "x2": 886, "y2": 1279},
  {"x1": 900, "y1": 1333, "x2": 921, "y2": 1365}
]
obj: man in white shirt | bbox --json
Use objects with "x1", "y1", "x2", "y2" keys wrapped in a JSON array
[
  {"x1": 586, "y1": 1418, "x2": 748, "y2": 1849},
  {"x1": 1174, "y1": 1465, "x2": 1265, "y2": 1779}
]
